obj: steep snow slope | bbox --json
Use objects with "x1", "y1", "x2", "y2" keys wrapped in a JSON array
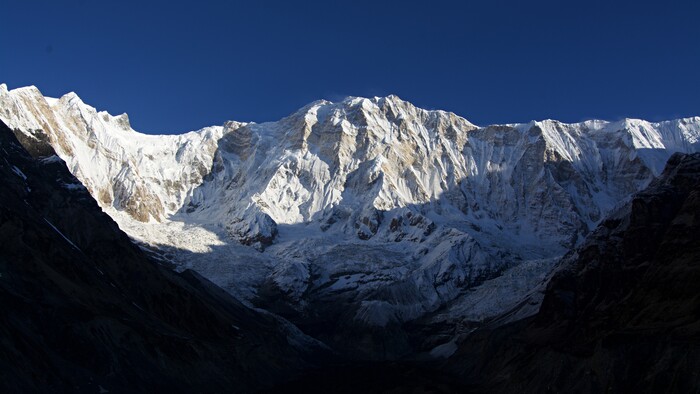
[
  {"x1": 2, "y1": 83, "x2": 699, "y2": 357},
  {"x1": 0, "y1": 84, "x2": 228, "y2": 222}
]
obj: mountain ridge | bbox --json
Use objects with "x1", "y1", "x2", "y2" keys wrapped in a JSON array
[{"x1": 5, "y1": 83, "x2": 699, "y2": 134}]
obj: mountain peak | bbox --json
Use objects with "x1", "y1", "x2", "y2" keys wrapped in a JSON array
[
  {"x1": 10, "y1": 85, "x2": 42, "y2": 97},
  {"x1": 58, "y1": 91, "x2": 85, "y2": 107}
]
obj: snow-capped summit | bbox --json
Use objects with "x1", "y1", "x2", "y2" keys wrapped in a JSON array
[{"x1": 1, "y1": 84, "x2": 698, "y2": 357}]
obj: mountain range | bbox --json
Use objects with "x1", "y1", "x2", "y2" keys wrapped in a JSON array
[{"x1": 1, "y1": 84, "x2": 699, "y2": 391}]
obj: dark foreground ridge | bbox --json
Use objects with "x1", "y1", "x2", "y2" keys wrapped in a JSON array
[{"x1": 0, "y1": 120, "x2": 326, "y2": 393}]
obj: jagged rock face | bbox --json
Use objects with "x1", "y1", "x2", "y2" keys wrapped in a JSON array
[
  {"x1": 188, "y1": 96, "x2": 480, "y2": 245},
  {"x1": 447, "y1": 153, "x2": 700, "y2": 393},
  {"x1": 0, "y1": 84, "x2": 226, "y2": 223},
  {"x1": 188, "y1": 97, "x2": 699, "y2": 252},
  {"x1": 1, "y1": 84, "x2": 699, "y2": 358},
  {"x1": 0, "y1": 121, "x2": 325, "y2": 393}
]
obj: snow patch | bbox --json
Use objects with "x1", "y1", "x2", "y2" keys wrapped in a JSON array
[{"x1": 43, "y1": 218, "x2": 82, "y2": 252}]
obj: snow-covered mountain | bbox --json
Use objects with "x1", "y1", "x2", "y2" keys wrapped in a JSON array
[{"x1": 2, "y1": 83, "x2": 699, "y2": 357}]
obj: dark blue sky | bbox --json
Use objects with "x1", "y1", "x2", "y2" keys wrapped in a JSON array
[{"x1": 2, "y1": 0, "x2": 699, "y2": 133}]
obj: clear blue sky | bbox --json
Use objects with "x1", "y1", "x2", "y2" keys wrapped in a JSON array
[{"x1": 2, "y1": 0, "x2": 698, "y2": 133}]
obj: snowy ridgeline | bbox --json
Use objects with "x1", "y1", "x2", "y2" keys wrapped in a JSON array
[{"x1": 2, "y1": 83, "x2": 699, "y2": 338}]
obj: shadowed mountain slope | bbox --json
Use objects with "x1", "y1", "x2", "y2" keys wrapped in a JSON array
[{"x1": 446, "y1": 152, "x2": 700, "y2": 393}]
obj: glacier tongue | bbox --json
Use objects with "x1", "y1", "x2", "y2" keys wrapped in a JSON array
[{"x1": 2, "y1": 84, "x2": 699, "y2": 357}]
